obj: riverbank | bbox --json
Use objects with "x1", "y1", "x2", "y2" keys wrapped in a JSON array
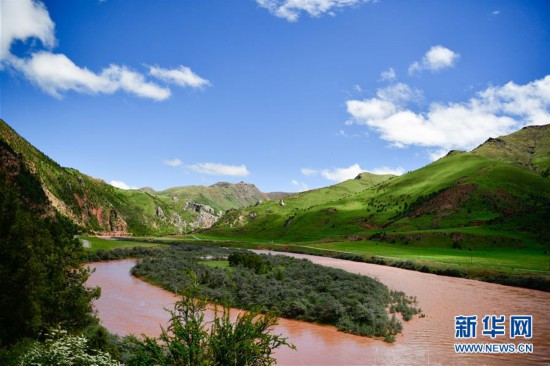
[
  {"x1": 85, "y1": 235, "x2": 550, "y2": 292},
  {"x1": 87, "y1": 253, "x2": 550, "y2": 365}
]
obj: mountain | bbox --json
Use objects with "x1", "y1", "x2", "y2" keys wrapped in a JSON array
[
  {"x1": 207, "y1": 125, "x2": 550, "y2": 247},
  {"x1": 3, "y1": 117, "x2": 549, "y2": 246},
  {"x1": 472, "y1": 125, "x2": 550, "y2": 178},
  {"x1": 209, "y1": 171, "x2": 395, "y2": 241},
  {"x1": 0, "y1": 123, "x2": 98, "y2": 346},
  {"x1": 0, "y1": 119, "x2": 283, "y2": 236},
  {"x1": 151, "y1": 181, "x2": 290, "y2": 213}
]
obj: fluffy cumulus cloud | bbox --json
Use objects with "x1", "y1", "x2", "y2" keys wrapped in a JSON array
[
  {"x1": 320, "y1": 163, "x2": 363, "y2": 181},
  {"x1": 187, "y1": 162, "x2": 250, "y2": 177},
  {"x1": 150, "y1": 66, "x2": 210, "y2": 88},
  {"x1": 375, "y1": 82, "x2": 423, "y2": 104},
  {"x1": 163, "y1": 158, "x2": 183, "y2": 167},
  {"x1": 315, "y1": 163, "x2": 404, "y2": 182},
  {"x1": 10, "y1": 52, "x2": 171, "y2": 100},
  {"x1": 256, "y1": 0, "x2": 373, "y2": 22},
  {"x1": 408, "y1": 45, "x2": 460, "y2": 75},
  {"x1": 0, "y1": 0, "x2": 55, "y2": 59},
  {"x1": 1, "y1": 0, "x2": 207, "y2": 100},
  {"x1": 346, "y1": 75, "x2": 550, "y2": 156},
  {"x1": 110, "y1": 180, "x2": 137, "y2": 190},
  {"x1": 369, "y1": 166, "x2": 405, "y2": 176},
  {"x1": 301, "y1": 163, "x2": 403, "y2": 182}
]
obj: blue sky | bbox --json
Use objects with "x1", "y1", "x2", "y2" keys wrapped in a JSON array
[{"x1": 1, "y1": 0, "x2": 549, "y2": 192}]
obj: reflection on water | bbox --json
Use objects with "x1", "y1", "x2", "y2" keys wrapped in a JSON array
[{"x1": 87, "y1": 255, "x2": 549, "y2": 365}]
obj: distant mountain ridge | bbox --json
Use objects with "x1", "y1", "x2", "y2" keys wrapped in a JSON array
[
  {"x1": 147, "y1": 181, "x2": 291, "y2": 213},
  {"x1": 0, "y1": 119, "x2": 290, "y2": 236},
  {"x1": 2, "y1": 117, "x2": 549, "y2": 246}
]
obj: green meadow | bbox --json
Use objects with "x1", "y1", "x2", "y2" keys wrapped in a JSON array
[
  {"x1": 80, "y1": 236, "x2": 162, "y2": 251},
  {"x1": 121, "y1": 232, "x2": 550, "y2": 277}
]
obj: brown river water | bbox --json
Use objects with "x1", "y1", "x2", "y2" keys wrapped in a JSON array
[{"x1": 86, "y1": 253, "x2": 549, "y2": 365}]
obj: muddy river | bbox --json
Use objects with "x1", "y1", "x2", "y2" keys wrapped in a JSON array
[{"x1": 86, "y1": 253, "x2": 549, "y2": 365}]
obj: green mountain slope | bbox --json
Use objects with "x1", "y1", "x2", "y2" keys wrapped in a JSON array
[
  {"x1": 472, "y1": 124, "x2": 550, "y2": 178},
  {"x1": 0, "y1": 119, "x2": 196, "y2": 235},
  {"x1": 208, "y1": 126, "x2": 550, "y2": 248},
  {"x1": 209, "y1": 172, "x2": 395, "y2": 241}
]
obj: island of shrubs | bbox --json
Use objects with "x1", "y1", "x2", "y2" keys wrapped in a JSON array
[{"x1": 132, "y1": 244, "x2": 421, "y2": 342}]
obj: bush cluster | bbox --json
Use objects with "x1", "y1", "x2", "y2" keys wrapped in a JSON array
[{"x1": 132, "y1": 245, "x2": 420, "y2": 341}]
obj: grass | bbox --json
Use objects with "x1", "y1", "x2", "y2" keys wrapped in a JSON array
[
  {"x1": 205, "y1": 151, "x2": 550, "y2": 251},
  {"x1": 309, "y1": 241, "x2": 549, "y2": 275},
  {"x1": 124, "y1": 234, "x2": 550, "y2": 275},
  {"x1": 80, "y1": 236, "x2": 161, "y2": 252}
]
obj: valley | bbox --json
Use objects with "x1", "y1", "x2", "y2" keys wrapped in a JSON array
[
  {"x1": 2, "y1": 118, "x2": 550, "y2": 364},
  {"x1": 3, "y1": 2, "x2": 549, "y2": 364}
]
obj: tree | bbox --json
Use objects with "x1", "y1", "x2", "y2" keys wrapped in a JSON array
[
  {"x1": 129, "y1": 277, "x2": 295, "y2": 366},
  {"x1": 0, "y1": 148, "x2": 98, "y2": 346}
]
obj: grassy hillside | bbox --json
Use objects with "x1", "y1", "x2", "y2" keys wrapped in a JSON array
[
  {"x1": 0, "y1": 119, "x2": 197, "y2": 236},
  {"x1": 208, "y1": 126, "x2": 550, "y2": 250},
  {"x1": 472, "y1": 124, "x2": 550, "y2": 178},
  {"x1": 208, "y1": 172, "x2": 395, "y2": 241}
]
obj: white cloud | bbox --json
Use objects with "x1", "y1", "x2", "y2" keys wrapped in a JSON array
[
  {"x1": 291, "y1": 179, "x2": 309, "y2": 192},
  {"x1": 103, "y1": 65, "x2": 171, "y2": 100},
  {"x1": 376, "y1": 82, "x2": 423, "y2": 104},
  {"x1": 346, "y1": 75, "x2": 550, "y2": 153},
  {"x1": 368, "y1": 166, "x2": 405, "y2": 176},
  {"x1": 11, "y1": 52, "x2": 113, "y2": 96},
  {"x1": 149, "y1": 65, "x2": 210, "y2": 88},
  {"x1": 321, "y1": 163, "x2": 364, "y2": 182},
  {"x1": 110, "y1": 180, "x2": 137, "y2": 190},
  {"x1": 0, "y1": 0, "x2": 55, "y2": 60},
  {"x1": 307, "y1": 163, "x2": 404, "y2": 182},
  {"x1": 408, "y1": 45, "x2": 460, "y2": 75},
  {"x1": 257, "y1": 0, "x2": 373, "y2": 22},
  {"x1": 1, "y1": 0, "x2": 207, "y2": 101},
  {"x1": 380, "y1": 67, "x2": 396, "y2": 81},
  {"x1": 163, "y1": 158, "x2": 183, "y2": 167},
  {"x1": 10, "y1": 52, "x2": 171, "y2": 100},
  {"x1": 300, "y1": 168, "x2": 318, "y2": 176},
  {"x1": 187, "y1": 162, "x2": 250, "y2": 177},
  {"x1": 347, "y1": 98, "x2": 397, "y2": 121},
  {"x1": 492, "y1": 10, "x2": 500, "y2": 15}
]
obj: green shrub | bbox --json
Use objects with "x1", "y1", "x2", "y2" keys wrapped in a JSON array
[
  {"x1": 18, "y1": 328, "x2": 119, "y2": 366},
  {"x1": 128, "y1": 279, "x2": 294, "y2": 366}
]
